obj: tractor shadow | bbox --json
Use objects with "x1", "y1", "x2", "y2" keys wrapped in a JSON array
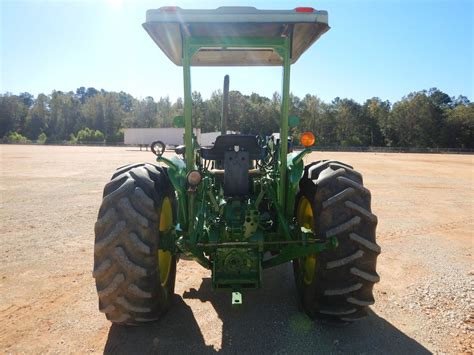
[{"x1": 104, "y1": 263, "x2": 430, "y2": 354}]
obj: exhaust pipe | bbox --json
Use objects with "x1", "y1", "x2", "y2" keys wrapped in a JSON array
[{"x1": 221, "y1": 74, "x2": 229, "y2": 135}]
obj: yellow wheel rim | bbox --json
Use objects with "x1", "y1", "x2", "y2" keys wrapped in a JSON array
[
  {"x1": 158, "y1": 197, "x2": 173, "y2": 287},
  {"x1": 296, "y1": 196, "x2": 317, "y2": 285}
]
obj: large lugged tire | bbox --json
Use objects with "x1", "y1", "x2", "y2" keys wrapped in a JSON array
[
  {"x1": 293, "y1": 160, "x2": 380, "y2": 322},
  {"x1": 93, "y1": 163, "x2": 177, "y2": 325}
]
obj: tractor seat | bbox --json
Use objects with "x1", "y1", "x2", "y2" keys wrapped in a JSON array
[{"x1": 200, "y1": 135, "x2": 264, "y2": 197}]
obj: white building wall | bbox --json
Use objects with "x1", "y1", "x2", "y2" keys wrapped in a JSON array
[{"x1": 124, "y1": 128, "x2": 201, "y2": 146}]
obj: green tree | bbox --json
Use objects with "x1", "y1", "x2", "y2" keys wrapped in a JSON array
[
  {"x1": 48, "y1": 91, "x2": 83, "y2": 140},
  {"x1": 362, "y1": 98, "x2": 390, "y2": 146},
  {"x1": 25, "y1": 94, "x2": 49, "y2": 140},
  {"x1": 157, "y1": 96, "x2": 172, "y2": 127},
  {"x1": 131, "y1": 96, "x2": 157, "y2": 128},
  {"x1": 19, "y1": 92, "x2": 34, "y2": 108},
  {"x1": 0, "y1": 94, "x2": 29, "y2": 136},
  {"x1": 331, "y1": 98, "x2": 366, "y2": 146},
  {"x1": 103, "y1": 92, "x2": 125, "y2": 141},
  {"x1": 171, "y1": 97, "x2": 183, "y2": 115},
  {"x1": 248, "y1": 92, "x2": 278, "y2": 135},
  {"x1": 76, "y1": 127, "x2": 105, "y2": 143},
  {"x1": 228, "y1": 90, "x2": 249, "y2": 133},
  {"x1": 82, "y1": 94, "x2": 105, "y2": 131},
  {"x1": 192, "y1": 91, "x2": 206, "y2": 130},
  {"x1": 202, "y1": 90, "x2": 222, "y2": 133},
  {"x1": 388, "y1": 92, "x2": 442, "y2": 147},
  {"x1": 443, "y1": 103, "x2": 474, "y2": 148},
  {"x1": 428, "y1": 87, "x2": 452, "y2": 108},
  {"x1": 4, "y1": 131, "x2": 29, "y2": 143},
  {"x1": 37, "y1": 132, "x2": 47, "y2": 144},
  {"x1": 0, "y1": 86, "x2": 471, "y2": 149}
]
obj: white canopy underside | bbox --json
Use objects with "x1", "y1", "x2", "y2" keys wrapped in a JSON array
[{"x1": 143, "y1": 7, "x2": 329, "y2": 66}]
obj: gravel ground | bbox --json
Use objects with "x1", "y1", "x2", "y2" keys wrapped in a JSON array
[
  {"x1": 0, "y1": 145, "x2": 472, "y2": 353},
  {"x1": 401, "y1": 254, "x2": 473, "y2": 352}
]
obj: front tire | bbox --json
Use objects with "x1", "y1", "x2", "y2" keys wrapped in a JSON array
[
  {"x1": 294, "y1": 160, "x2": 380, "y2": 322},
  {"x1": 93, "y1": 163, "x2": 177, "y2": 325}
]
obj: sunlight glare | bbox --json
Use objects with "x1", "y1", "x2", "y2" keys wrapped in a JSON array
[{"x1": 106, "y1": 0, "x2": 123, "y2": 9}]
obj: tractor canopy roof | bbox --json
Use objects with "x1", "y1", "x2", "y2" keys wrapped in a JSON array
[{"x1": 143, "y1": 6, "x2": 329, "y2": 66}]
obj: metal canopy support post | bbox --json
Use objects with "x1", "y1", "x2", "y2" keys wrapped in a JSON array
[
  {"x1": 182, "y1": 35, "x2": 194, "y2": 171},
  {"x1": 182, "y1": 35, "x2": 289, "y2": 175},
  {"x1": 182, "y1": 34, "x2": 292, "y2": 225},
  {"x1": 278, "y1": 36, "x2": 291, "y2": 214}
]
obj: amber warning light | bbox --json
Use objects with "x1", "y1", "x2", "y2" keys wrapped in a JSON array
[{"x1": 300, "y1": 132, "x2": 316, "y2": 147}]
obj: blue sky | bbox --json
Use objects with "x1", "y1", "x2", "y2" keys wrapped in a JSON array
[{"x1": 1, "y1": 0, "x2": 472, "y2": 104}]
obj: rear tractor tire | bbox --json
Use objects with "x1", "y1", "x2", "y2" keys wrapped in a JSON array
[
  {"x1": 93, "y1": 163, "x2": 177, "y2": 325},
  {"x1": 293, "y1": 160, "x2": 380, "y2": 322}
]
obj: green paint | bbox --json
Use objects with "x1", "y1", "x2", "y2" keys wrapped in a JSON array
[
  {"x1": 278, "y1": 36, "x2": 291, "y2": 215},
  {"x1": 159, "y1": 28, "x2": 334, "y2": 298},
  {"x1": 182, "y1": 35, "x2": 194, "y2": 172},
  {"x1": 286, "y1": 148, "x2": 311, "y2": 217}
]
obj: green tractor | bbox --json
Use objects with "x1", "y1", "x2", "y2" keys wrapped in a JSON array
[{"x1": 93, "y1": 6, "x2": 380, "y2": 325}]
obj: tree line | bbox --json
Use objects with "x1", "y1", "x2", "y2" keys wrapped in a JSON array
[{"x1": 0, "y1": 86, "x2": 472, "y2": 148}]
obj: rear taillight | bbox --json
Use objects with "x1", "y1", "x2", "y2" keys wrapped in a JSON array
[
  {"x1": 160, "y1": 6, "x2": 180, "y2": 12},
  {"x1": 294, "y1": 7, "x2": 315, "y2": 13}
]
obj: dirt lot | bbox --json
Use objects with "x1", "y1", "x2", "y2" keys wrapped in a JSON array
[{"x1": 0, "y1": 145, "x2": 472, "y2": 354}]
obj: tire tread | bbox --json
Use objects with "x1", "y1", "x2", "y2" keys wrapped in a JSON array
[
  {"x1": 93, "y1": 163, "x2": 176, "y2": 325},
  {"x1": 294, "y1": 160, "x2": 380, "y2": 322}
]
